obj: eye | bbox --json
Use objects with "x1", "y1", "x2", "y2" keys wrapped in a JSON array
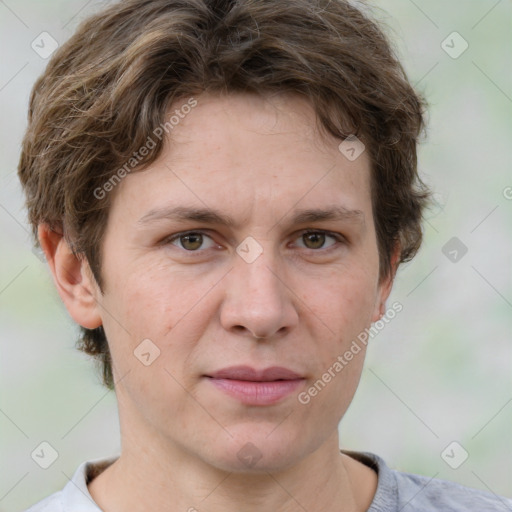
[
  {"x1": 294, "y1": 230, "x2": 343, "y2": 250},
  {"x1": 167, "y1": 231, "x2": 217, "y2": 251}
]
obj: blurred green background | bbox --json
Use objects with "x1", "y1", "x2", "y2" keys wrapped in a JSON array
[{"x1": 1, "y1": 1, "x2": 511, "y2": 510}]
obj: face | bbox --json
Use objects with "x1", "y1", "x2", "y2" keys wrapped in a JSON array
[{"x1": 89, "y1": 93, "x2": 393, "y2": 472}]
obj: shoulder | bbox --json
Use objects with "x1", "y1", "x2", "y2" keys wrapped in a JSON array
[
  {"x1": 393, "y1": 468, "x2": 512, "y2": 511},
  {"x1": 23, "y1": 457, "x2": 116, "y2": 512},
  {"x1": 342, "y1": 450, "x2": 512, "y2": 512},
  {"x1": 24, "y1": 491, "x2": 65, "y2": 512}
]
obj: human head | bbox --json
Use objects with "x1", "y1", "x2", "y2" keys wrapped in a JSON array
[{"x1": 18, "y1": 0, "x2": 429, "y2": 388}]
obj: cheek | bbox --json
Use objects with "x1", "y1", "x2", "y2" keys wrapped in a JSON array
[
  {"x1": 309, "y1": 266, "x2": 378, "y2": 342},
  {"x1": 103, "y1": 258, "x2": 218, "y2": 372},
  {"x1": 301, "y1": 275, "x2": 373, "y2": 420},
  {"x1": 101, "y1": 262, "x2": 205, "y2": 412},
  {"x1": 107, "y1": 258, "x2": 188, "y2": 336}
]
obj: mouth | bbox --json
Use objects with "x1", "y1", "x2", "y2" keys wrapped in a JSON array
[{"x1": 204, "y1": 365, "x2": 305, "y2": 405}]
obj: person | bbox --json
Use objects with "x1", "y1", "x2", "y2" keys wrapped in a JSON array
[{"x1": 17, "y1": 0, "x2": 511, "y2": 511}]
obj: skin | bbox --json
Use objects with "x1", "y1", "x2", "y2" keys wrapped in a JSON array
[{"x1": 40, "y1": 93, "x2": 398, "y2": 512}]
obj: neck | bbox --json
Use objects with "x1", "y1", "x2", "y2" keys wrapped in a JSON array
[
  {"x1": 89, "y1": 432, "x2": 371, "y2": 512},
  {"x1": 88, "y1": 391, "x2": 376, "y2": 512}
]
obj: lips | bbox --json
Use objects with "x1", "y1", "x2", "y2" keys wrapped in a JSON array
[
  {"x1": 208, "y1": 365, "x2": 302, "y2": 381},
  {"x1": 205, "y1": 365, "x2": 304, "y2": 405}
]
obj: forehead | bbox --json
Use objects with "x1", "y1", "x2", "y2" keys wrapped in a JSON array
[
  {"x1": 112, "y1": 92, "x2": 372, "y2": 223},
  {"x1": 170, "y1": 92, "x2": 359, "y2": 166}
]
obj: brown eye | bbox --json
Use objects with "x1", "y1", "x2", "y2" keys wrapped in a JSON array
[
  {"x1": 180, "y1": 233, "x2": 203, "y2": 250},
  {"x1": 302, "y1": 232, "x2": 326, "y2": 249},
  {"x1": 169, "y1": 232, "x2": 216, "y2": 251},
  {"x1": 165, "y1": 230, "x2": 219, "y2": 255},
  {"x1": 295, "y1": 231, "x2": 341, "y2": 250}
]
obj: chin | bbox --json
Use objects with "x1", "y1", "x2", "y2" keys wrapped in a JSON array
[{"x1": 203, "y1": 424, "x2": 311, "y2": 474}]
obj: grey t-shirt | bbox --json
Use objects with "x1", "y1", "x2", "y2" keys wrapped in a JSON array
[{"x1": 25, "y1": 450, "x2": 512, "y2": 511}]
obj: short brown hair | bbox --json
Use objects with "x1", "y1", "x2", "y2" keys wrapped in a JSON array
[{"x1": 18, "y1": 0, "x2": 430, "y2": 389}]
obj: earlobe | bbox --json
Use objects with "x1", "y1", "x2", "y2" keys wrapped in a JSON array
[
  {"x1": 38, "y1": 224, "x2": 103, "y2": 330},
  {"x1": 371, "y1": 242, "x2": 401, "y2": 323}
]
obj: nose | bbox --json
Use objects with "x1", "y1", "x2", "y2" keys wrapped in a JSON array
[{"x1": 219, "y1": 251, "x2": 299, "y2": 340}]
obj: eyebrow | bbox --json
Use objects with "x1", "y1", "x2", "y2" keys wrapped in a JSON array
[
  {"x1": 138, "y1": 206, "x2": 236, "y2": 226},
  {"x1": 137, "y1": 205, "x2": 365, "y2": 229},
  {"x1": 291, "y1": 206, "x2": 364, "y2": 226}
]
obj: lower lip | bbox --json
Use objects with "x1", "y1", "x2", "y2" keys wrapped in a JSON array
[{"x1": 207, "y1": 378, "x2": 303, "y2": 405}]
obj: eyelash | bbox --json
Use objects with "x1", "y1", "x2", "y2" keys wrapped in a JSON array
[{"x1": 163, "y1": 229, "x2": 346, "y2": 253}]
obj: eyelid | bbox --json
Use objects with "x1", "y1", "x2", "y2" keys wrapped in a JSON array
[
  {"x1": 164, "y1": 230, "x2": 217, "y2": 249},
  {"x1": 162, "y1": 228, "x2": 346, "y2": 252},
  {"x1": 292, "y1": 229, "x2": 346, "y2": 249},
  {"x1": 298, "y1": 228, "x2": 345, "y2": 240}
]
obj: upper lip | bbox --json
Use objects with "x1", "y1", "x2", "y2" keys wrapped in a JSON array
[{"x1": 206, "y1": 365, "x2": 303, "y2": 381}]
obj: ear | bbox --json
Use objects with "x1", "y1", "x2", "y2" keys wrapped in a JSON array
[
  {"x1": 38, "y1": 224, "x2": 102, "y2": 329},
  {"x1": 371, "y1": 243, "x2": 401, "y2": 323}
]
